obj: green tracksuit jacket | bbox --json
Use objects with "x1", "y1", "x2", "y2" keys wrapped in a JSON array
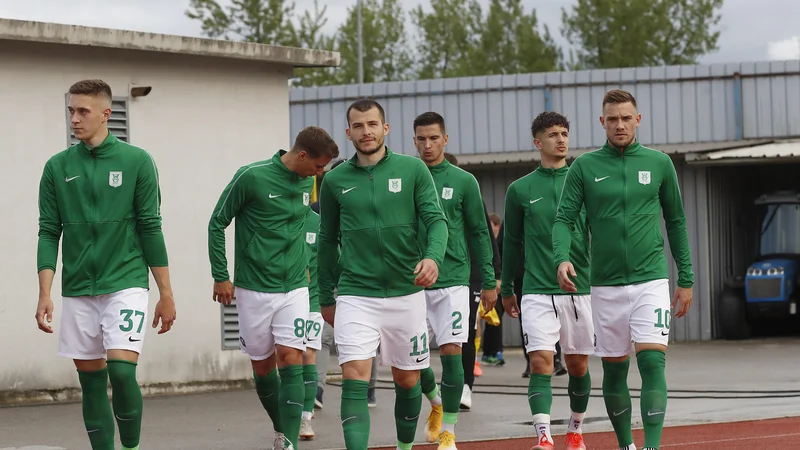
[
  {"x1": 501, "y1": 165, "x2": 591, "y2": 297},
  {"x1": 304, "y1": 208, "x2": 321, "y2": 313},
  {"x1": 318, "y1": 148, "x2": 449, "y2": 306},
  {"x1": 37, "y1": 133, "x2": 168, "y2": 297},
  {"x1": 208, "y1": 150, "x2": 314, "y2": 293},
  {"x1": 418, "y1": 159, "x2": 496, "y2": 291},
  {"x1": 553, "y1": 141, "x2": 694, "y2": 288}
]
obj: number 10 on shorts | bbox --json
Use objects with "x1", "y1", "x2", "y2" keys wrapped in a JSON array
[{"x1": 409, "y1": 333, "x2": 429, "y2": 357}]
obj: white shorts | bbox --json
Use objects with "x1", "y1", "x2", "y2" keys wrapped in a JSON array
[
  {"x1": 58, "y1": 287, "x2": 149, "y2": 360},
  {"x1": 591, "y1": 279, "x2": 671, "y2": 358},
  {"x1": 305, "y1": 312, "x2": 324, "y2": 351},
  {"x1": 520, "y1": 294, "x2": 594, "y2": 355},
  {"x1": 425, "y1": 286, "x2": 469, "y2": 346},
  {"x1": 235, "y1": 287, "x2": 309, "y2": 361},
  {"x1": 334, "y1": 291, "x2": 430, "y2": 370}
]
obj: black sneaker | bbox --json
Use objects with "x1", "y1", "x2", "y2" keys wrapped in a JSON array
[
  {"x1": 367, "y1": 387, "x2": 377, "y2": 408},
  {"x1": 314, "y1": 386, "x2": 323, "y2": 410},
  {"x1": 553, "y1": 362, "x2": 567, "y2": 376},
  {"x1": 522, "y1": 366, "x2": 531, "y2": 378}
]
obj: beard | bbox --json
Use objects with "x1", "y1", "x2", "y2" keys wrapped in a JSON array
[
  {"x1": 610, "y1": 134, "x2": 635, "y2": 149},
  {"x1": 353, "y1": 134, "x2": 385, "y2": 155}
]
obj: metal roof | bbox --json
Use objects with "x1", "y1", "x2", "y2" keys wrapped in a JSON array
[{"x1": 685, "y1": 140, "x2": 800, "y2": 165}]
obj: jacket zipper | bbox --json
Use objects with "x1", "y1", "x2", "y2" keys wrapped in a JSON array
[
  {"x1": 369, "y1": 171, "x2": 387, "y2": 297},
  {"x1": 621, "y1": 152, "x2": 628, "y2": 284},
  {"x1": 89, "y1": 149, "x2": 97, "y2": 296}
]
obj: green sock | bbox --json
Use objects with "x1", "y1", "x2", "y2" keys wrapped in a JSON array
[
  {"x1": 78, "y1": 368, "x2": 115, "y2": 450},
  {"x1": 528, "y1": 373, "x2": 552, "y2": 415},
  {"x1": 341, "y1": 379, "x2": 370, "y2": 449},
  {"x1": 394, "y1": 380, "x2": 422, "y2": 446},
  {"x1": 254, "y1": 369, "x2": 282, "y2": 433},
  {"x1": 602, "y1": 359, "x2": 634, "y2": 448},
  {"x1": 302, "y1": 364, "x2": 318, "y2": 415},
  {"x1": 420, "y1": 366, "x2": 437, "y2": 397},
  {"x1": 638, "y1": 350, "x2": 668, "y2": 449},
  {"x1": 107, "y1": 360, "x2": 142, "y2": 450},
  {"x1": 278, "y1": 365, "x2": 304, "y2": 449},
  {"x1": 441, "y1": 354, "x2": 464, "y2": 426},
  {"x1": 568, "y1": 370, "x2": 592, "y2": 413}
]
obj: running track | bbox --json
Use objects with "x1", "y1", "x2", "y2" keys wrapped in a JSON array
[{"x1": 374, "y1": 416, "x2": 800, "y2": 449}]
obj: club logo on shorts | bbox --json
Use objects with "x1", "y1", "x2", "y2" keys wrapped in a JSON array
[
  {"x1": 389, "y1": 178, "x2": 402, "y2": 193},
  {"x1": 441, "y1": 187, "x2": 453, "y2": 200},
  {"x1": 638, "y1": 171, "x2": 651, "y2": 185},
  {"x1": 109, "y1": 171, "x2": 123, "y2": 188},
  {"x1": 303, "y1": 192, "x2": 310, "y2": 206},
  {"x1": 306, "y1": 232, "x2": 317, "y2": 244}
]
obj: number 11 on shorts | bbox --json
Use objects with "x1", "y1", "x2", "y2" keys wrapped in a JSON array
[{"x1": 409, "y1": 333, "x2": 429, "y2": 357}]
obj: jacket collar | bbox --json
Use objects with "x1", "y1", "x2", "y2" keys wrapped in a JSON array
[{"x1": 601, "y1": 140, "x2": 641, "y2": 156}]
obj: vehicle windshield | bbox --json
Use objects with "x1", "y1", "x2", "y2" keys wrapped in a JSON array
[{"x1": 759, "y1": 203, "x2": 800, "y2": 255}]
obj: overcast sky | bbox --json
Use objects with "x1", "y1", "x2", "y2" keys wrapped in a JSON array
[{"x1": 1, "y1": 0, "x2": 799, "y2": 64}]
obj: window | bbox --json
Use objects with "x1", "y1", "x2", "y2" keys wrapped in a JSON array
[
  {"x1": 221, "y1": 303, "x2": 240, "y2": 350},
  {"x1": 65, "y1": 95, "x2": 130, "y2": 146}
]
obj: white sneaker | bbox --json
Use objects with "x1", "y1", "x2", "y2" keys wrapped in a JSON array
[
  {"x1": 299, "y1": 417, "x2": 315, "y2": 441},
  {"x1": 273, "y1": 432, "x2": 294, "y2": 450},
  {"x1": 459, "y1": 384, "x2": 472, "y2": 410}
]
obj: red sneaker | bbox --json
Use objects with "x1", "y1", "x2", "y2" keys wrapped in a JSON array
[
  {"x1": 531, "y1": 434, "x2": 555, "y2": 450},
  {"x1": 565, "y1": 432, "x2": 587, "y2": 450}
]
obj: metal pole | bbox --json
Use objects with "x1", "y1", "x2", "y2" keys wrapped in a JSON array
[{"x1": 357, "y1": 0, "x2": 363, "y2": 85}]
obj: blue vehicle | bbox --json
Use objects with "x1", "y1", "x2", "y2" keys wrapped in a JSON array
[{"x1": 719, "y1": 191, "x2": 800, "y2": 340}]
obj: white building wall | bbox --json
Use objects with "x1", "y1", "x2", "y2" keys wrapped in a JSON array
[{"x1": 0, "y1": 40, "x2": 294, "y2": 392}]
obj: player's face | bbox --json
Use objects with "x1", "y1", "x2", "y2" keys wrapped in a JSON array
[
  {"x1": 296, "y1": 151, "x2": 333, "y2": 178},
  {"x1": 534, "y1": 125, "x2": 569, "y2": 160},
  {"x1": 68, "y1": 94, "x2": 110, "y2": 142},
  {"x1": 346, "y1": 107, "x2": 389, "y2": 155},
  {"x1": 600, "y1": 102, "x2": 641, "y2": 149},
  {"x1": 414, "y1": 124, "x2": 448, "y2": 164}
]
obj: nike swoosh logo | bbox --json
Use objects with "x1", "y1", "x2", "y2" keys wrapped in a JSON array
[
  {"x1": 404, "y1": 415, "x2": 419, "y2": 421},
  {"x1": 304, "y1": 380, "x2": 317, "y2": 385},
  {"x1": 595, "y1": 176, "x2": 610, "y2": 182},
  {"x1": 115, "y1": 415, "x2": 133, "y2": 421},
  {"x1": 661, "y1": 331, "x2": 669, "y2": 336},
  {"x1": 258, "y1": 393, "x2": 274, "y2": 399},
  {"x1": 647, "y1": 411, "x2": 665, "y2": 416},
  {"x1": 342, "y1": 186, "x2": 357, "y2": 194},
  {"x1": 528, "y1": 393, "x2": 540, "y2": 399},
  {"x1": 341, "y1": 416, "x2": 357, "y2": 425},
  {"x1": 287, "y1": 400, "x2": 304, "y2": 406},
  {"x1": 269, "y1": 193, "x2": 281, "y2": 198},
  {"x1": 65, "y1": 176, "x2": 80, "y2": 182},
  {"x1": 572, "y1": 391, "x2": 588, "y2": 396},
  {"x1": 416, "y1": 356, "x2": 429, "y2": 363},
  {"x1": 613, "y1": 408, "x2": 629, "y2": 416},
  {"x1": 128, "y1": 337, "x2": 141, "y2": 342},
  {"x1": 530, "y1": 197, "x2": 543, "y2": 204}
]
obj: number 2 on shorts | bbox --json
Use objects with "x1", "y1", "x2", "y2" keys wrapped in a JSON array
[
  {"x1": 119, "y1": 309, "x2": 145, "y2": 333},
  {"x1": 452, "y1": 311, "x2": 463, "y2": 330},
  {"x1": 409, "y1": 333, "x2": 429, "y2": 357}
]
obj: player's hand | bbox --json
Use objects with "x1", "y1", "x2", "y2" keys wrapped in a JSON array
[
  {"x1": 413, "y1": 258, "x2": 439, "y2": 287},
  {"x1": 480, "y1": 288, "x2": 498, "y2": 313},
  {"x1": 322, "y1": 305, "x2": 336, "y2": 326},
  {"x1": 503, "y1": 294, "x2": 520, "y2": 318},
  {"x1": 35, "y1": 296, "x2": 54, "y2": 333},
  {"x1": 557, "y1": 262, "x2": 578, "y2": 293},
  {"x1": 153, "y1": 291, "x2": 176, "y2": 334},
  {"x1": 672, "y1": 286, "x2": 693, "y2": 318},
  {"x1": 213, "y1": 280, "x2": 235, "y2": 305}
]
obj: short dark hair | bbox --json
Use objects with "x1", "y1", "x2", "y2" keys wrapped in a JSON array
[
  {"x1": 443, "y1": 152, "x2": 458, "y2": 166},
  {"x1": 531, "y1": 111, "x2": 570, "y2": 138},
  {"x1": 602, "y1": 89, "x2": 637, "y2": 109},
  {"x1": 293, "y1": 126, "x2": 339, "y2": 159},
  {"x1": 488, "y1": 212, "x2": 502, "y2": 226},
  {"x1": 346, "y1": 98, "x2": 385, "y2": 126},
  {"x1": 69, "y1": 79, "x2": 112, "y2": 102},
  {"x1": 413, "y1": 111, "x2": 446, "y2": 133}
]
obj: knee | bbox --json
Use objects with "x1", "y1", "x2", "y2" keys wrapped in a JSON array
[
  {"x1": 252, "y1": 355, "x2": 277, "y2": 378},
  {"x1": 439, "y1": 343, "x2": 461, "y2": 356},
  {"x1": 277, "y1": 345, "x2": 304, "y2": 366},
  {"x1": 106, "y1": 360, "x2": 138, "y2": 390},
  {"x1": 564, "y1": 355, "x2": 589, "y2": 377},
  {"x1": 529, "y1": 351, "x2": 554, "y2": 375},
  {"x1": 392, "y1": 370, "x2": 420, "y2": 389}
]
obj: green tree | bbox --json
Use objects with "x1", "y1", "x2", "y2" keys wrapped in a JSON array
[
  {"x1": 291, "y1": 0, "x2": 337, "y2": 87},
  {"x1": 411, "y1": 0, "x2": 484, "y2": 80},
  {"x1": 473, "y1": 0, "x2": 561, "y2": 75},
  {"x1": 561, "y1": 0, "x2": 724, "y2": 69},
  {"x1": 186, "y1": 0, "x2": 297, "y2": 46},
  {"x1": 334, "y1": 0, "x2": 414, "y2": 84}
]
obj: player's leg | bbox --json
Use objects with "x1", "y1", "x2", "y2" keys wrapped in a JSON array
[
  {"x1": 300, "y1": 311, "x2": 323, "y2": 440},
  {"x1": 556, "y1": 294, "x2": 595, "y2": 450},
  {"x1": 315, "y1": 321, "x2": 334, "y2": 409},
  {"x1": 60, "y1": 296, "x2": 115, "y2": 450},
  {"x1": 592, "y1": 285, "x2": 636, "y2": 450},
  {"x1": 419, "y1": 291, "x2": 444, "y2": 441},
  {"x1": 630, "y1": 279, "x2": 671, "y2": 450},
  {"x1": 460, "y1": 283, "x2": 481, "y2": 410},
  {"x1": 101, "y1": 288, "x2": 153, "y2": 450},
  {"x1": 335, "y1": 295, "x2": 382, "y2": 449},
  {"x1": 381, "y1": 291, "x2": 430, "y2": 450},
  {"x1": 520, "y1": 294, "x2": 561, "y2": 449},
  {"x1": 271, "y1": 287, "x2": 311, "y2": 449}
]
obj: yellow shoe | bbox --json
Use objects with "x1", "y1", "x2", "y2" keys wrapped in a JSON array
[
  {"x1": 425, "y1": 404, "x2": 444, "y2": 443},
  {"x1": 437, "y1": 430, "x2": 457, "y2": 449}
]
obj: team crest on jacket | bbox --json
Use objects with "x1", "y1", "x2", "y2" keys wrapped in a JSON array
[
  {"x1": 442, "y1": 187, "x2": 454, "y2": 200},
  {"x1": 389, "y1": 178, "x2": 402, "y2": 193},
  {"x1": 303, "y1": 192, "x2": 310, "y2": 206},
  {"x1": 306, "y1": 232, "x2": 317, "y2": 244},
  {"x1": 109, "y1": 171, "x2": 123, "y2": 188},
  {"x1": 638, "y1": 171, "x2": 651, "y2": 185}
]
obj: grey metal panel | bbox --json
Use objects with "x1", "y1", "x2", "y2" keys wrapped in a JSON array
[
  {"x1": 221, "y1": 301, "x2": 239, "y2": 350},
  {"x1": 66, "y1": 96, "x2": 129, "y2": 146}
]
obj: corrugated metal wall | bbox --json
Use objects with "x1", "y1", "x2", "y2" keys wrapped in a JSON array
[{"x1": 290, "y1": 60, "x2": 800, "y2": 158}]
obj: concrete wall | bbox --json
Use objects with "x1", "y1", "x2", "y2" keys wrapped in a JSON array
[{"x1": 0, "y1": 40, "x2": 294, "y2": 393}]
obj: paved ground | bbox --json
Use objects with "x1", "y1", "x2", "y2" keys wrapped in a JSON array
[{"x1": 1, "y1": 337, "x2": 799, "y2": 449}]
